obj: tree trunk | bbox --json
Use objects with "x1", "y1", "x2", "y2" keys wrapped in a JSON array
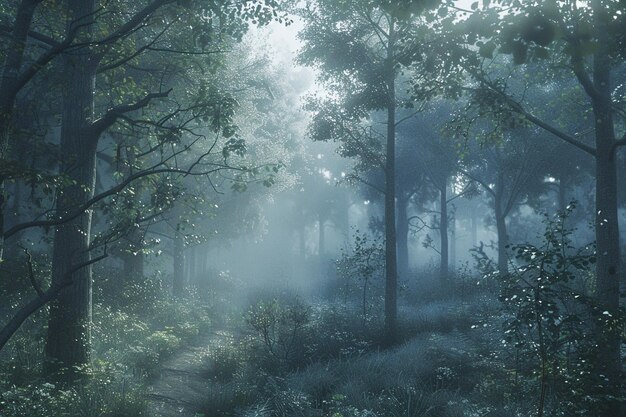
[
  {"x1": 189, "y1": 245, "x2": 198, "y2": 287},
  {"x1": 383, "y1": 19, "x2": 398, "y2": 342},
  {"x1": 494, "y1": 185, "x2": 509, "y2": 274},
  {"x1": 299, "y1": 221, "x2": 306, "y2": 259},
  {"x1": 495, "y1": 213, "x2": 508, "y2": 274},
  {"x1": 450, "y1": 209, "x2": 456, "y2": 273},
  {"x1": 591, "y1": 3, "x2": 621, "y2": 412},
  {"x1": 396, "y1": 195, "x2": 409, "y2": 280},
  {"x1": 45, "y1": 0, "x2": 97, "y2": 374},
  {"x1": 173, "y1": 232, "x2": 185, "y2": 296},
  {"x1": 439, "y1": 184, "x2": 449, "y2": 280},
  {"x1": 0, "y1": 0, "x2": 40, "y2": 262},
  {"x1": 470, "y1": 205, "x2": 478, "y2": 248},
  {"x1": 318, "y1": 214, "x2": 325, "y2": 257}
]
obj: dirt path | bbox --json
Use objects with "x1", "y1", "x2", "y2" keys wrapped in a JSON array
[{"x1": 145, "y1": 330, "x2": 234, "y2": 417}]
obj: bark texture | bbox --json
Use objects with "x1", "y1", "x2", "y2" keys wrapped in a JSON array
[
  {"x1": 0, "y1": 0, "x2": 41, "y2": 262},
  {"x1": 590, "y1": 2, "x2": 621, "y2": 412},
  {"x1": 383, "y1": 19, "x2": 397, "y2": 342},
  {"x1": 45, "y1": 0, "x2": 97, "y2": 373}
]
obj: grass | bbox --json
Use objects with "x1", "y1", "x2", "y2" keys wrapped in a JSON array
[{"x1": 198, "y1": 287, "x2": 516, "y2": 417}]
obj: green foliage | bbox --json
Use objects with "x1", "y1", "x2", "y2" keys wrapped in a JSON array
[
  {"x1": 246, "y1": 298, "x2": 310, "y2": 371},
  {"x1": 497, "y1": 203, "x2": 625, "y2": 415},
  {"x1": 336, "y1": 229, "x2": 384, "y2": 324},
  {"x1": 0, "y1": 372, "x2": 147, "y2": 417}
]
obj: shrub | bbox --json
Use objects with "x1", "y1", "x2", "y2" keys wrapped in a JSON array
[{"x1": 245, "y1": 298, "x2": 310, "y2": 372}]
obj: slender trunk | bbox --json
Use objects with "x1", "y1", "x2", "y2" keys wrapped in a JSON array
[
  {"x1": 494, "y1": 185, "x2": 509, "y2": 274},
  {"x1": 0, "y1": 0, "x2": 41, "y2": 262},
  {"x1": 173, "y1": 232, "x2": 185, "y2": 296},
  {"x1": 471, "y1": 205, "x2": 478, "y2": 248},
  {"x1": 299, "y1": 221, "x2": 306, "y2": 258},
  {"x1": 318, "y1": 214, "x2": 325, "y2": 257},
  {"x1": 45, "y1": 0, "x2": 97, "y2": 374},
  {"x1": 396, "y1": 195, "x2": 409, "y2": 280},
  {"x1": 591, "y1": 3, "x2": 621, "y2": 412},
  {"x1": 450, "y1": 210, "x2": 456, "y2": 273},
  {"x1": 195, "y1": 246, "x2": 203, "y2": 287},
  {"x1": 439, "y1": 184, "x2": 449, "y2": 280},
  {"x1": 383, "y1": 20, "x2": 397, "y2": 342},
  {"x1": 189, "y1": 245, "x2": 198, "y2": 286}
]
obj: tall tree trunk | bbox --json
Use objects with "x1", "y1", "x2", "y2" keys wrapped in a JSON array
[
  {"x1": 591, "y1": 2, "x2": 621, "y2": 412},
  {"x1": 188, "y1": 245, "x2": 198, "y2": 287},
  {"x1": 45, "y1": 0, "x2": 97, "y2": 374},
  {"x1": 396, "y1": 195, "x2": 409, "y2": 280},
  {"x1": 494, "y1": 183, "x2": 509, "y2": 274},
  {"x1": 495, "y1": 213, "x2": 508, "y2": 274},
  {"x1": 383, "y1": 19, "x2": 398, "y2": 342},
  {"x1": 396, "y1": 198, "x2": 409, "y2": 279},
  {"x1": 173, "y1": 232, "x2": 185, "y2": 297},
  {"x1": 470, "y1": 205, "x2": 478, "y2": 248},
  {"x1": 439, "y1": 183, "x2": 449, "y2": 280},
  {"x1": 450, "y1": 209, "x2": 456, "y2": 273},
  {"x1": 299, "y1": 221, "x2": 306, "y2": 259},
  {"x1": 318, "y1": 214, "x2": 325, "y2": 257},
  {"x1": 0, "y1": 0, "x2": 41, "y2": 262}
]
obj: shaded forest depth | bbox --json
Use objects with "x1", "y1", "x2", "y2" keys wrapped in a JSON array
[{"x1": 0, "y1": 0, "x2": 625, "y2": 416}]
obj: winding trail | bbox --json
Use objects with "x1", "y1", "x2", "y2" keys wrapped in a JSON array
[{"x1": 145, "y1": 330, "x2": 234, "y2": 417}]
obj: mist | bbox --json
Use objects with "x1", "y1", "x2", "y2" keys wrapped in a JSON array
[{"x1": 0, "y1": 1, "x2": 624, "y2": 417}]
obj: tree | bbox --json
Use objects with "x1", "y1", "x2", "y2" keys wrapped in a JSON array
[
  {"x1": 403, "y1": 103, "x2": 464, "y2": 280},
  {"x1": 457, "y1": 125, "x2": 552, "y2": 274},
  {"x1": 438, "y1": 0, "x2": 626, "y2": 412},
  {"x1": 0, "y1": 0, "x2": 290, "y2": 372},
  {"x1": 298, "y1": 0, "x2": 437, "y2": 342}
]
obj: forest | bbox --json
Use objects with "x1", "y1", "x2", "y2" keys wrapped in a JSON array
[{"x1": 0, "y1": 0, "x2": 625, "y2": 416}]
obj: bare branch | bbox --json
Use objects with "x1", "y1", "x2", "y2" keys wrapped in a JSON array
[{"x1": 18, "y1": 244, "x2": 43, "y2": 297}]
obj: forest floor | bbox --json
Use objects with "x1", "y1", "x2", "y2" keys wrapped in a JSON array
[{"x1": 145, "y1": 330, "x2": 235, "y2": 417}]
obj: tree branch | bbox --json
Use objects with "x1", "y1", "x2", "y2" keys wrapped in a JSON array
[
  {"x1": 344, "y1": 173, "x2": 385, "y2": 194},
  {"x1": 458, "y1": 167, "x2": 496, "y2": 197},
  {"x1": 474, "y1": 75, "x2": 597, "y2": 156},
  {"x1": 18, "y1": 244, "x2": 43, "y2": 297},
  {"x1": 87, "y1": 89, "x2": 172, "y2": 139},
  {"x1": 0, "y1": 24, "x2": 60, "y2": 47},
  {"x1": 0, "y1": 249, "x2": 108, "y2": 353},
  {"x1": 3, "y1": 160, "x2": 228, "y2": 240},
  {"x1": 97, "y1": 23, "x2": 172, "y2": 74}
]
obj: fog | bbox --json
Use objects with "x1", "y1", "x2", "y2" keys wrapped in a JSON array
[{"x1": 1, "y1": 1, "x2": 624, "y2": 416}]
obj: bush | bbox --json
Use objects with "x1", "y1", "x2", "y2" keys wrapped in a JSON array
[
  {"x1": 245, "y1": 298, "x2": 311, "y2": 372},
  {"x1": 0, "y1": 373, "x2": 148, "y2": 417}
]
